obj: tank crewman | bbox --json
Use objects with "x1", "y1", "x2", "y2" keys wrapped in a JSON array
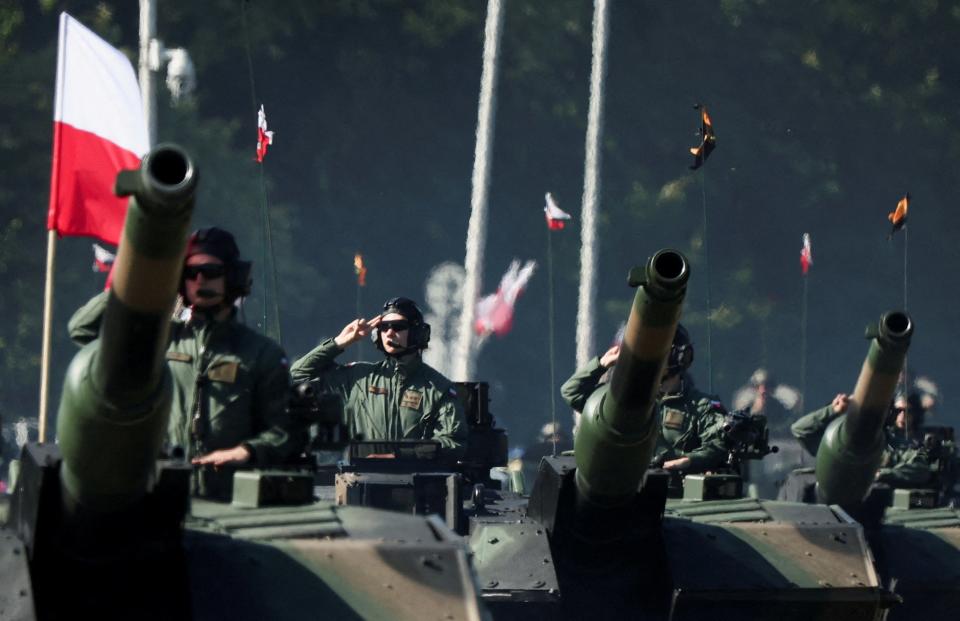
[
  {"x1": 68, "y1": 227, "x2": 296, "y2": 499},
  {"x1": 290, "y1": 297, "x2": 467, "y2": 462},
  {"x1": 560, "y1": 324, "x2": 729, "y2": 474},
  {"x1": 791, "y1": 392, "x2": 931, "y2": 488}
]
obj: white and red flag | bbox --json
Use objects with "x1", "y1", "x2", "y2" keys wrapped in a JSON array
[
  {"x1": 544, "y1": 192, "x2": 571, "y2": 230},
  {"x1": 47, "y1": 13, "x2": 148, "y2": 244},
  {"x1": 800, "y1": 233, "x2": 812, "y2": 275},
  {"x1": 256, "y1": 104, "x2": 274, "y2": 163},
  {"x1": 91, "y1": 243, "x2": 115, "y2": 272},
  {"x1": 474, "y1": 260, "x2": 537, "y2": 337}
]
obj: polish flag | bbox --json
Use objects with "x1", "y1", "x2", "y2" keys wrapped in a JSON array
[
  {"x1": 474, "y1": 259, "x2": 537, "y2": 337},
  {"x1": 91, "y1": 243, "x2": 115, "y2": 272},
  {"x1": 544, "y1": 192, "x2": 571, "y2": 230},
  {"x1": 47, "y1": 13, "x2": 148, "y2": 245},
  {"x1": 800, "y1": 233, "x2": 812, "y2": 275},
  {"x1": 256, "y1": 105, "x2": 274, "y2": 163}
]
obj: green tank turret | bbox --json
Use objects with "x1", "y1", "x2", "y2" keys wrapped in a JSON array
[
  {"x1": 465, "y1": 252, "x2": 913, "y2": 620},
  {"x1": 57, "y1": 144, "x2": 197, "y2": 516},
  {"x1": 573, "y1": 249, "x2": 688, "y2": 513},
  {"x1": 1, "y1": 145, "x2": 486, "y2": 621},
  {"x1": 815, "y1": 311, "x2": 913, "y2": 511}
]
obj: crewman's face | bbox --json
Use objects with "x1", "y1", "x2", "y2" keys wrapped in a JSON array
[
  {"x1": 380, "y1": 312, "x2": 410, "y2": 354},
  {"x1": 183, "y1": 253, "x2": 226, "y2": 308},
  {"x1": 893, "y1": 398, "x2": 909, "y2": 430}
]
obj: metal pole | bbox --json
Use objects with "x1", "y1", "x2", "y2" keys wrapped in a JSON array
[
  {"x1": 575, "y1": 0, "x2": 610, "y2": 368},
  {"x1": 547, "y1": 227, "x2": 557, "y2": 456},
  {"x1": 139, "y1": 0, "x2": 156, "y2": 147},
  {"x1": 37, "y1": 230, "x2": 57, "y2": 442},
  {"x1": 452, "y1": 0, "x2": 505, "y2": 381}
]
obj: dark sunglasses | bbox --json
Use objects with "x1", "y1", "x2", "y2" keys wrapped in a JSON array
[
  {"x1": 183, "y1": 263, "x2": 226, "y2": 280},
  {"x1": 380, "y1": 320, "x2": 410, "y2": 332}
]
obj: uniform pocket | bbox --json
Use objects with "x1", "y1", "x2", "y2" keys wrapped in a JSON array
[
  {"x1": 400, "y1": 407, "x2": 428, "y2": 438},
  {"x1": 206, "y1": 385, "x2": 253, "y2": 446}
]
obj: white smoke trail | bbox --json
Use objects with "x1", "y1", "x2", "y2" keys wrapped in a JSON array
[
  {"x1": 423, "y1": 262, "x2": 465, "y2": 376},
  {"x1": 575, "y1": 0, "x2": 610, "y2": 368},
  {"x1": 452, "y1": 0, "x2": 505, "y2": 382}
]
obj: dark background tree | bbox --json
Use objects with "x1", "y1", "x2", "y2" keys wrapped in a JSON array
[{"x1": 1, "y1": 0, "x2": 957, "y2": 449}]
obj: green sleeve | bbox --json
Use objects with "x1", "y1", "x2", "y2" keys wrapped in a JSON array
[
  {"x1": 790, "y1": 405, "x2": 837, "y2": 457},
  {"x1": 243, "y1": 343, "x2": 296, "y2": 465},
  {"x1": 685, "y1": 401, "x2": 729, "y2": 472},
  {"x1": 560, "y1": 356, "x2": 606, "y2": 412},
  {"x1": 67, "y1": 290, "x2": 109, "y2": 346},
  {"x1": 290, "y1": 337, "x2": 344, "y2": 383},
  {"x1": 431, "y1": 387, "x2": 469, "y2": 463},
  {"x1": 876, "y1": 445, "x2": 932, "y2": 488}
]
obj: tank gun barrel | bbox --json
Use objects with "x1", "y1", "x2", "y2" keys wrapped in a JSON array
[
  {"x1": 574, "y1": 249, "x2": 689, "y2": 506},
  {"x1": 56, "y1": 144, "x2": 197, "y2": 513},
  {"x1": 816, "y1": 311, "x2": 912, "y2": 509}
]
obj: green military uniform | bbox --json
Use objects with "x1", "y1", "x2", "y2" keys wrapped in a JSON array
[
  {"x1": 68, "y1": 291, "x2": 295, "y2": 499},
  {"x1": 290, "y1": 337, "x2": 467, "y2": 461},
  {"x1": 876, "y1": 433, "x2": 932, "y2": 488},
  {"x1": 560, "y1": 357, "x2": 729, "y2": 473},
  {"x1": 791, "y1": 403, "x2": 932, "y2": 488},
  {"x1": 559, "y1": 355, "x2": 609, "y2": 413},
  {"x1": 790, "y1": 404, "x2": 837, "y2": 457},
  {"x1": 653, "y1": 379, "x2": 729, "y2": 472}
]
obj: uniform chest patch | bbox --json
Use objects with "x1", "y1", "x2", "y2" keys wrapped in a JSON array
[
  {"x1": 401, "y1": 390, "x2": 423, "y2": 410},
  {"x1": 663, "y1": 409, "x2": 686, "y2": 430},
  {"x1": 368, "y1": 386, "x2": 388, "y2": 395},
  {"x1": 207, "y1": 361, "x2": 239, "y2": 383},
  {"x1": 166, "y1": 351, "x2": 192, "y2": 363}
]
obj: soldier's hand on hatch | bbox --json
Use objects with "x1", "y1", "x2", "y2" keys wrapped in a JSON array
[
  {"x1": 662, "y1": 456, "x2": 691, "y2": 471},
  {"x1": 192, "y1": 445, "x2": 251, "y2": 467},
  {"x1": 831, "y1": 393, "x2": 849, "y2": 416},
  {"x1": 334, "y1": 316, "x2": 381, "y2": 348},
  {"x1": 600, "y1": 344, "x2": 621, "y2": 369}
]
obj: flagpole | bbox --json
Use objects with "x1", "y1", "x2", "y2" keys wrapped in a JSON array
[
  {"x1": 903, "y1": 224, "x2": 908, "y2": 311},
  {"x1": 699, "y1": 168, "x2": 713, "y2": 394},
  {"x1": 240, "y1": 1, "x2": 282, "y2": 345},
  {"x1": 547, "y1": 226, "x2": 558, "y2": 456},
  {"x1": 139, "y1": 0, "x2": 157, "y2": 147},
  {"x1": 902, "y1": 224, "x2": 908, "y2": 391},
  {"x1": 575, "y1": 0, "x2": 610, "y2": 369},
  {"x1": 38, "y1": 230, "x2": 57, "y2": 443},
  {"x1": 355, "y1": 277, "x2": 363, "y2": 362},
  {"x1": 800, "y1": 272, "x2": 808, "y2": 415},
  {"x1": 452, "y1": 0, "x2": 505, "y2": 382}
]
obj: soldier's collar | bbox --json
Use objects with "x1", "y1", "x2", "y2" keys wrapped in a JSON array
[{"x1": 386, "y1": 352, "x2": 422, "y2": 374}]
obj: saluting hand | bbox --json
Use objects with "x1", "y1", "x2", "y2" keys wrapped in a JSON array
[
  {"x1": 334, "y1": 316, "x2": 381, "y2": 348},
  {"x1": 600, "y1": 344, "x2": 621, "y2": 369},
  {"x1": 831, "y1": 393, "x2": 849, "y2": 416}
]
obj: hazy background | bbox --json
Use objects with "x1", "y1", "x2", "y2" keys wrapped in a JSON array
[{"x1": 2, "y1": 0, "x2": 958, "y2": 449}]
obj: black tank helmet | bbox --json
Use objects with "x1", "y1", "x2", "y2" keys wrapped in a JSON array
[
  {"x1": 373, "y1": 297, "x2": 431, "y2": 353},
  {"x1": 181, "y1": 227, "x2": 252, "y2": 302},
  {"x1": 666, "y1": 323, "x2": 694, "y2": 377}
]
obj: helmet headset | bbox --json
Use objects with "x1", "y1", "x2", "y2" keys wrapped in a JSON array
[
  {"x1": 372, "y1": 297, "x2": 431, "y2": 355},
  {"x1": 666, "y1": 324, "x2": 694, "y2": 377},
  {"x1": 179, "y1": 227, "x2": 252, "y2": 304}
]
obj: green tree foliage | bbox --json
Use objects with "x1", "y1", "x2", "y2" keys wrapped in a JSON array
[{"x1": 2, "y1": 1, "x2": 959, "y2": 447}]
